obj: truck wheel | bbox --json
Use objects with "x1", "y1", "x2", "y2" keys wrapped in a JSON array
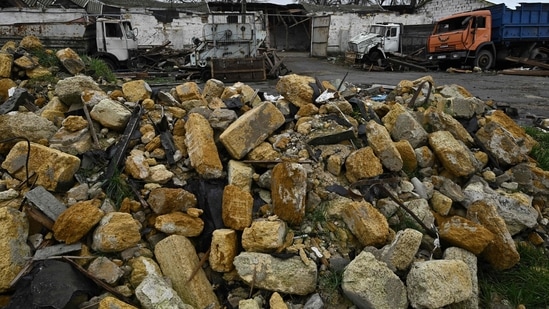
[
  {"x1": 475, "y1": 50, "x2": 494, "y2": 70},
  {"x1": 200, "y1": 68, "x2": 212, "y2": 81},
  {"x1": 530, "y1": 48, "x2": 547, "y2": 62},
  {"x1": 128, "y1": 57, "x2": 147, "y2": 70},
  {"x1": 369, "y1": 50, "x2": 383, "y2": 65},
  {"x1": 98, "y1": 58, "x2": 117, "y2": 71}
]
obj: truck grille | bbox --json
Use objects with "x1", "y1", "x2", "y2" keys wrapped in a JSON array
[
  {"x1": 348, "y1": 43, "x2": 358, "y2": 52},
  {"x1": 435, "y1": 45, "x2": 456, "y2": 52}
]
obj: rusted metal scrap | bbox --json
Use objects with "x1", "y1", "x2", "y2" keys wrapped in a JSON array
[
  {"x1": 327, "y1": 176, "x2": 438, "y2": 239},
  {"x1": 62, "y1": 257, "x2": 137, "y2": 306},
  {"x1": 263, "y1": 50, "x2": 291, "y2": 78},
  {"x1": 500, "y1": 56, "x2": 549, "y2": 76},
  {"x1": 504, "y1": 56, "x2": 549, "y2": 70},
  {"x1": 103, "y1": 105, "x2": 143, "y2": 181},
  {"x1": 8, "y1": 259, "x2": 100, "y2": 309},
  {"x1": 33, "y1": 243, "x2": 83, "y2": 261},
  {"x1": 151, "y1": 107, "x2": 177, "y2": 165},
  {"x1": 25, "y1": 186, "x2": 67, "y2": 222},
  {"x1": 407, "y1": 79, "x2": 433, "y2": 108},
  {"x1": 306, "y1": 114, "x2": 356, "y2": 146},
  {"x1": 387, "y1": 57, "x2": 429, "y2": 72},
  {"x1": 0, "y1": 88, "x2": 38, "y2": 114}
]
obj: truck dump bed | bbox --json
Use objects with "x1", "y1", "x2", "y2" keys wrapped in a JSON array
[
  {"x1": 489, "y1": 3, "x2": 549, "y2": 43},
  {"x1": 0, "y1": 21, "x2": 95, "y2": 54}
]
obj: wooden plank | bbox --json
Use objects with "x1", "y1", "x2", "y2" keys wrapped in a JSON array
[
  {"x1": 500, "y1": 69, "x2": 549, "y2": 76},
  {"x1": 33, "y1": 243, "x2": 83, "y2": 261},
  {"x1": 25, "y1": 186, "x2": 67, "y2": 221},
  {"x1": 505, "y1": 56, "x2": 549, "y2": 70},
  {"x1": 387, "y1": 57, "x2": 428, "y2": 72}
]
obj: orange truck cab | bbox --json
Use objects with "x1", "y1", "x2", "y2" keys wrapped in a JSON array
[{"x1": 427, "y1": 3, "x2": 549, "y2": 70}]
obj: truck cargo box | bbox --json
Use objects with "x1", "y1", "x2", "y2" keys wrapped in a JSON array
[{"x1": 489, "y1": 3, "x2": 549, "y2": 43}]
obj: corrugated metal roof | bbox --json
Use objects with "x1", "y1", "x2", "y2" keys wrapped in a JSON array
[
  {"x1": 21, "y1": 0, "x2": 39, "y2": 6},
  {"x1": 70, "y1": 0, "x2": 89, "y2": 7},
  {"x1": 22, "y1": 0, "x2": 82, "y2": 7},
  {"x1": 100, "y1": 0, "x2": 209, "y2": 11},
  {"x1": 86, "y1": 0, "x2": 103, "y2": 14},
  {"x1": 40, "y1": 0, "x2": 57, "y2": 6}
]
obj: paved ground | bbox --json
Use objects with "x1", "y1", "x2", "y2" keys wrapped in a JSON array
[{"x1": 257, "y1": 52, "x2": 549, "y2": 126}]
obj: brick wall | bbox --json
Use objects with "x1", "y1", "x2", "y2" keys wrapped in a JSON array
[{"x1": 418, "y1": 0, "x2": 495, "y2": 22}]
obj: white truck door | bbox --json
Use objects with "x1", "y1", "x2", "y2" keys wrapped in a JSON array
[
  {"x1": 97, "y1": 20, "x2": 130, "y2": 62},
  {"x1": 383, "y1": 26, "x2": 400, "y2": 53}
]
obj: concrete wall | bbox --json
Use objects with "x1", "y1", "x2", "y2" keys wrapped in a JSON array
[
  {"x1": 127, "y1": 10, "x2": 204, "y2": 50},
  {"x1": 119, "y1": 9, "x2": 266, "y2": 51}
]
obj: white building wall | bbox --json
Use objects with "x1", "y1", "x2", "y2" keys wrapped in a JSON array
[
  {"x1": 127, "y1": 11, "x2": 204, "y2": 50},
  {"x1": 127, "y1": 9, "x2": 266, "y2": 51},
  {"x1": 0, "y1": 8, "x2": 83, "y2": 24}
]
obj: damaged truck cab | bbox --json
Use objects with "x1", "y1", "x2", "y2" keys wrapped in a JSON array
[
  {"x1": 0, "y1": 15, "x2": 139, "y2": 70},
  {"x1": 348, "y1": 23, "x2": 402, "y2": 64},
  {"x1": 427, "y1": 3, "x2": 549, "y2": 70},
  {"x1": 86, "y1": 17, "x2": 139, "y2": 69}
]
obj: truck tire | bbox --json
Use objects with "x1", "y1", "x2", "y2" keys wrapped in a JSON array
[
  {"x1": 530, "y1": 48, "x2": 547, "y2": 61},
  {"x1": 369, "y1": 50, "x2": 386, "y2": 67},
  {"x1": 101, "y1": 58, "x2": 118, "y2": 71},
  {"x1": 200, "y1": 68, "x2": 212, "y2": 81},
  {"x1": 128, "y1": 56, "x2": 147, "y2": 70},
  {"x1": 475, "y1": 50, "x2": 494, "y2": 70}
]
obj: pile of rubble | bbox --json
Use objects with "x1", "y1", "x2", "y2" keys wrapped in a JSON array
[{"x1": 0, "y1": 41, "x2": 548, "y2": 309}]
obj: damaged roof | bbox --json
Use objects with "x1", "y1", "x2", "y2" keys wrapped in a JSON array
[
  {"x1": 0, "y1": 0, "x2": 396, "y2": 16},
  {"x1": 0, "y1": 0, "x2": 209, "y2": 10}
]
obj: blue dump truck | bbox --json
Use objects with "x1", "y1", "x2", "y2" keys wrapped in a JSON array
[{"x1": 427, "y1": 3, "x2": 549, "y2": 70}]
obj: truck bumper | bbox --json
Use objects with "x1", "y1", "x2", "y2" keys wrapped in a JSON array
[{"x1": 427, "y1": 51, "x2": 468, "y2": 61}]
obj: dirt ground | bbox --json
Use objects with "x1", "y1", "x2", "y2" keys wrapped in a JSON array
[{"x1": 257, "y1": 52, "x2": 549, "y2": 127}]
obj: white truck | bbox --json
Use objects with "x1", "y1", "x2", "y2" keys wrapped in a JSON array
[
  {"x1": 347, "y1": 23, "x2": 432, "y2": 66},
  {"x1": 0, "y1": 15, "x2": 139, "y2": 70}
]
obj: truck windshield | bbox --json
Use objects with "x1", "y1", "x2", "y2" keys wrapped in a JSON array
[
  {"x1": 123, "y1": 21, "x2": 137, "y2": 40},
  {"x1": 435, "y1": 16, "x2": 471, "y2": 34},
  {"x1": 369, "y1": 26, "x2": 387, "y2": 36}
]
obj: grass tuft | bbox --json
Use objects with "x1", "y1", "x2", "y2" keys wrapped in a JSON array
[
  {"x1": 103, "y1": 170, "x2": 133, "y2": 209},
  {"x1": 82, "y1": 55, "x2": 117, "y2": 83},
  {"x1": 34, "y1": 49, "x2": 61, "y2": 68},
  {"x1": 479, "y1": 242, "x2": 549, "y2": 308},
  {"x1": 524, "y1": 126, "x2": 549, "y2": 171},
  {"x1": 318, "y1": 269, "x2": 344, "y2": 303}
]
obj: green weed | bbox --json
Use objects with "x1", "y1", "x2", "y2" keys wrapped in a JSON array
[
  {"x1": 479, "y1": 242, "x2": 549, "y2": 308},
  {"x1": 82, "y1": 55, "x2": 117, "y2": 83},
  {"x1": 319, "y1": 269, "x2": 343, "y2": 290},
  {"x1": 34, "y1": 49, "x2": 60, "y2": 68},
  {"x1": 103, "y1": 170, "x2": 133, "y2": 209},
  {"x1": 524, "y1": 126, "x2": 549, "y2": 171}
]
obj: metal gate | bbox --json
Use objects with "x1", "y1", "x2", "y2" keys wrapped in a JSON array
[{"x1": 311, "y1": 15, "x2": 330, "y2": 57}]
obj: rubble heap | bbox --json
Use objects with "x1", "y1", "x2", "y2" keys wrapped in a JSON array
[{"x1": 0, "y1": 43, "x2": 548, "y2": 309}]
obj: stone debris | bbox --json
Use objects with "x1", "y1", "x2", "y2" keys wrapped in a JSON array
[
  {"x1": 342, "y1": 251, "x2": 409, "y2": 309},
  {"x1": 1, "y1": 38, "x2": 549, "y2": 308},
  {"x1": 406, "y1": 259, "x2": 473, "y2": 308}
]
